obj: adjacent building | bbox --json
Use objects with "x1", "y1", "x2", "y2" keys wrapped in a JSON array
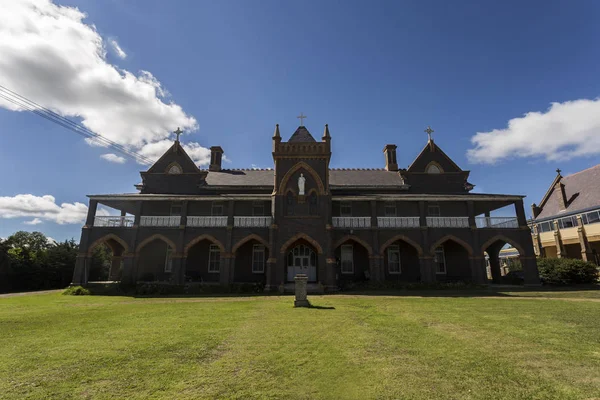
[
  {"x1": 531, "y1": 165, "x2": 600, "y2": 265},
  {"x1": 72, "y1": 124, "x2": 540, "y2": 289}
]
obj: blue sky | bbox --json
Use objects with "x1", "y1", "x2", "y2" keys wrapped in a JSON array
[{"x1": 1, "y1": 0, "x2": 600, "y2": 241}]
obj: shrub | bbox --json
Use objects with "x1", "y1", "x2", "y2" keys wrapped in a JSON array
[
  {"x1": 537, "y1": 258, "x2": 599, "y2": 285},
  {"x1": 63, "y1": 286, "x2": 91, "y2": 296}
]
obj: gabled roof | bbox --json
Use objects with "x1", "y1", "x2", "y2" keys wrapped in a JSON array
[
  {"x1": 146, "y1": 140, "x2": 201, "y2": 174},
  {"x1": 535, "y1": 164, "x2": 600, "y2": 220},
  {"x1": 407, "y1": 140, "x2": 462, "y2": 172},
  {"x1": 288, "y1": 126, "x2": 316, "y2": 143}
]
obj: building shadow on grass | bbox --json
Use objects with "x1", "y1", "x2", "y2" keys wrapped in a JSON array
[{"x1": 78, "y1": 282, "x2": 600, "y2": 299}]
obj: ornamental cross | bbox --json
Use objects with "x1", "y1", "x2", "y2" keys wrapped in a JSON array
[
  {"x1": 297, "y1": 112, "x2": 307, "y2": 126},
  {"x1": 424, "y1": 125, "x2": 434, "y2": 141},
  {"x1": 556, "y1": 168, "x2": 562, "y2": 175},
  {"x1": 174, "y1": 127, "x2": 182, "y2": 142}
]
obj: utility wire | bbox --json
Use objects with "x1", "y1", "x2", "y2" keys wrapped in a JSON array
[{"x1": 0, "y1": 85, "x2": 157, "y2": 165}]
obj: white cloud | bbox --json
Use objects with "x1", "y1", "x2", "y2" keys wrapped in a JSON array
[
  {"x1": 0, "y1": 194, "x2": 90, "y2": 225},
  {"x1": 100, "y1": 153, "x2": 126, "y2": 164},
  {"x1": 0, "y1": 0, "x2": 217, "y2": 166},
  {"x1": 24, "y1": 217, "x2": 43, "y2": 225},
  {"x1": 108, "y1": 38, "x2": 127, "y2": 59},
  {"x1": 467, "y1": 99, "x2": 600, "y2": 164}
]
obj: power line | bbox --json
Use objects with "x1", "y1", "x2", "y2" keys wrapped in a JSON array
[{"x1": 0, "y1": 85, "x2": 157, "y2": 165}]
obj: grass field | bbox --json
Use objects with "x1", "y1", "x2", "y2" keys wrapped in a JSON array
[{"x1": 1, "y1": 290, "x2": 599, "y2": 399}]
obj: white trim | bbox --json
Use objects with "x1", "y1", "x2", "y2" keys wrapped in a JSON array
[
  {"x1": 208, "y1": 244, "x2": 220, "y2": 273},
  {"x1": 164, "y1": 247, "x2": 173, "y2": 273},
  {"x1": 434, "y1": 246, "x2": 446, "y2": 275},
  {"x1": 340, "y1": 244, "x2": 354, "y2": 274},
  {"x1": 387, "y1": 245, "x2": 401, "y2": 274},
  {"x1": 252, "y1": 244, "x2": 265, "y2": 274}
]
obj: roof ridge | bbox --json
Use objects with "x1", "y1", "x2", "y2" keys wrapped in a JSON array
[{"x1": 564, "y1": 163, "x2": 600, "y2": 178}]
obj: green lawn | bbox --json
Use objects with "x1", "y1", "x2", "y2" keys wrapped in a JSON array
[{"x1": 1, "y1": 290, "x2": 599, "y2": 399}]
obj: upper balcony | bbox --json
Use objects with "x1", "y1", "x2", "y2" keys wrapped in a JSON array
[
  {"x1": 475, "y1": 217, "x2": 518, "y2": 229},
  {"x1": 93, "y1": 216, "x2": 135, "y2": 228},
  {"x1": 234, "y1": 216, "x2": 272, "y2": 228},
  {"x1": 332, "y1": 217, "x2": 371, "y2": 229},
  {"x1": 187, "y1": 216, "x2": 228, "y2": 228},
  {"x1": 140, "y1": 216, "x2": 181, "y2": 227},
  {"x1": 426, "y1": 216, "x2": 470, "y2": 228},
  {"x1": 377, "y1": 217, "x2": 420, "y2": 228}
]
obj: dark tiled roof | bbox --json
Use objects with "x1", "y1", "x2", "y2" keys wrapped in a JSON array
[
  {"x1": 535, "y1": 164, "x2": 600, "y2": 220},
  {"x1": 203, "y1": 168, "x2": 407, "y2": 187},
  {"x1": 288, "y1": 126, "x2": 316, "y2": 143}
]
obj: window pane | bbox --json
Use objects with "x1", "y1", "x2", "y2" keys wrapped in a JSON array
[{"x1": 428, "y1": 205, "x2": 440, "y2": 217}]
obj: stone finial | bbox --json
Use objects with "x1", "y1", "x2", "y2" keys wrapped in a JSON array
[
  {"x1": 273, "y1": 124, "x2": 280, "y2": 138},
  {"x1": 322, "y1": 124, "x2": 330, "y2": 139}
]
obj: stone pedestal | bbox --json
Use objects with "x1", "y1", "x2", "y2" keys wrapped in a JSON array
[{"x1": 294, "y1": 274, "x2": 310, "y2": 307}]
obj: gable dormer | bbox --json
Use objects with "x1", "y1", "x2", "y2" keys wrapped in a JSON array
[
  {"x1": 139, "y1": 140, "x2": 208, "y2": 194},
  {"x1": 402, "y1": 137, "x2": 473, "y2": 194}
]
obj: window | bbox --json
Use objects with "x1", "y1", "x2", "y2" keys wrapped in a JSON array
[
  {"x1": 208, "y1": 244, "x2": 220, "y2": 273},
  {"x1": 252, "y1": 245, "x2": 265, "y2": 273},
  {"x1": 426, "y1": 163, "x2": 442, "y2": 174},
  {"x1": 170, "y1": 202, "x2": 182, "y2": 216},
  {"x1": 252, "y1": 201, "x2": 264, "y2": 216},
  {"x1": 536, "y1": 221, "x2": 553, "y2": 233},
  {"x1": 167, "y1": 163, "x2": 182, "y2": 174},
  {"x1": 341, "y1": 244, "x2": 354, "y2": 274},
  {"x1": 434, "y1": 246, "x2": 446, "y2": 274},
  {"x1": 387, "y1": 245, "x2": 401, "y2": 274},
  {"x1": 309, "y1": 192, "x2": 318, "y2": 215},
  {"x1": 428, "y1": 205, "x2": 441, "y2": 217},
  {"x1": 582, "y1": 210, "x2": 600, "y2": 225},
  {"x1": 211, "y1": 202, "x2": 224, "y2": 216},
  {"x1": 164, "y1": 247, "x2": 173, "y2": 272},
  {"x1": 286, "y1": 192, "x2": 295, "y2": 216},
  {"x1": 557, "y1": 215, "x2": 578, "y2": 229},
  {"x1": 384, "y1": 202, "x2": 396, "y2": 217},
  {"x1": 340, "y1": 202, "x2": 352, "y2": 217}
]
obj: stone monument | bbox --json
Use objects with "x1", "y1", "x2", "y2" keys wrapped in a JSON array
[{"x1": 294, "y1": 274, "x2": 310, "y2": 307}]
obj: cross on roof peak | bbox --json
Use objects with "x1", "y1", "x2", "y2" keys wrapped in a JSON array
[
  {"x1": 174, "y1": 127, "x2": 182, "y2": 142},
  {"x1": 556, "y1": 168, "x2": 562, "y2": 175},
  {"x1": 297, "y1": 112, "x2": 307, "y2": 126},
  {"x1": 424, "y1": 125, "x2": 434, "y2": 141}
]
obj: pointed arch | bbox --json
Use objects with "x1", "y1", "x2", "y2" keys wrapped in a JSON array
[
  {"x1": 87, "y1": 234, "x2": 129, "y2": 256},
  {"x1": 429, "y1": 235, "x2": 473, "y2": 256},
  {"x1": 334, "y1": 235, "x2": 373, "y2": 256},
  {"x1": 480, "y1": 235, "x2": 525, "y2": 256},
  {"x1": 280, "y1": 233, "x2": 323, "y2": 254},
  {"x1": 232, "y1": 234, "x2": 270, "y2": 254},
  {"x1": 379, "y1": 235, "x2": 423, "y2": 257},
  {"x1": 278, "y1": 161, "x2": 326, "y2": 195},
  {"x1": 136, "y1": 234, "x2": 177, "y2": 254},
  {"x1": 184, "y1": 234, "x2": 225, "y2": 256},
  {"x1": 165, "y1": 161, "x2": 183, "y2": 174}
]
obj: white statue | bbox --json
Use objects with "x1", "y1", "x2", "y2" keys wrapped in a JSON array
[{"x1": 298, "y1": 173, "x2": 306, "y2": 195}]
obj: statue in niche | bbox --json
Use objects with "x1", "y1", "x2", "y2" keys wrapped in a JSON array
[{"x1": 298, "y1": 173, "x2": 306, "y2": 195}]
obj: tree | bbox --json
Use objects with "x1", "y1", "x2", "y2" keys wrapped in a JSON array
[{"x1": 5, "y1": 231, "x2": 51, "y2": 253}]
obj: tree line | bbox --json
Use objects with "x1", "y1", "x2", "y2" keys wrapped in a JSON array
[{"x1": 0, "y1": 231, "x2": 110, "y2": 293}]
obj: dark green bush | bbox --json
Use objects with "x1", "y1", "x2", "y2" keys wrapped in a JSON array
[
  {"x1": 63, "y1": 286, "x2": 91, "y2": 296},
  {"x1": 537, "y1": 258, "x2": 599, "y2": 285}
]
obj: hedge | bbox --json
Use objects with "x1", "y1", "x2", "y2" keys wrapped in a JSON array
[{"x1": 537, "y1": 258, "x2": 599, "y2": 285}]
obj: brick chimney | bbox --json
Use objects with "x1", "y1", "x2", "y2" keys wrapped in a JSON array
[
  {"x1": 531, "y1": 203, "x2": 540, "y2": 219},
  {"x1": 209, "y1": 146, "x2": 224, "y2": 172},
  {"x1": 383, "y1": 144, "x2": 398, "y2": 171}
]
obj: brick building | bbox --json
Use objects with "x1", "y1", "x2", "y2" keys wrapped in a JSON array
[
  {"x1": 531, "y1": 165, "x2": 600, "y2": 265},
  {"x1": 72, "y1": 124, "x2": 540, "y2": 289}
]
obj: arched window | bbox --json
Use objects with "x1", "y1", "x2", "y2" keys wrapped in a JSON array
[
  {"x1": 286, "y1": 192, "x2": 295, "y2": 216},
  {"x1": 309, "y1": 192, "x2": 318, "y2": 215},
  {"x1": 167, "y1": 163, "x2": 183, "y2": 174},
  {"x1": 426, "y1": 163, "x2": 442, "y2": 174}
]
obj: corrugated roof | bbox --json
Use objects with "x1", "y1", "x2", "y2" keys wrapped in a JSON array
[
  {"x1": 535, "y1": 164, "x2": 600, "y2": 220},
  {"x1": 202, "y1": 169, "x2": 407, "y2": 187}
]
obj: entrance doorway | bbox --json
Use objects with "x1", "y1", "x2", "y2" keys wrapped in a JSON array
[{"x1": 287, "y1": 244, "x2": 317, "y2": 282}]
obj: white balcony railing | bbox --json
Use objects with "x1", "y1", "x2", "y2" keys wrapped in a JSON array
[
  {"x1": 187, "y1": 216, "x2": 228, "y2": 228},
  {"x1": 476, "y1": 217, "x2": 519, "y2": 229},
  {"x1": 377, "y1": 217, "x2": 420, "y2": 228},
  {"x1": 426, "y1": 216, "x2": 470, "y2": 228},
  {"x1": 332, "y1": 217, "x2": 371, "y2": 229},
  {"x1": 93, "y1": 216, "x2": 134, "y2": 228},
  {"x1": 234, "y1": 216, "x2": 272, "y2": 228},
  {"x1": 140, "y1": 216, "x2": 181, "y2": 227}
]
